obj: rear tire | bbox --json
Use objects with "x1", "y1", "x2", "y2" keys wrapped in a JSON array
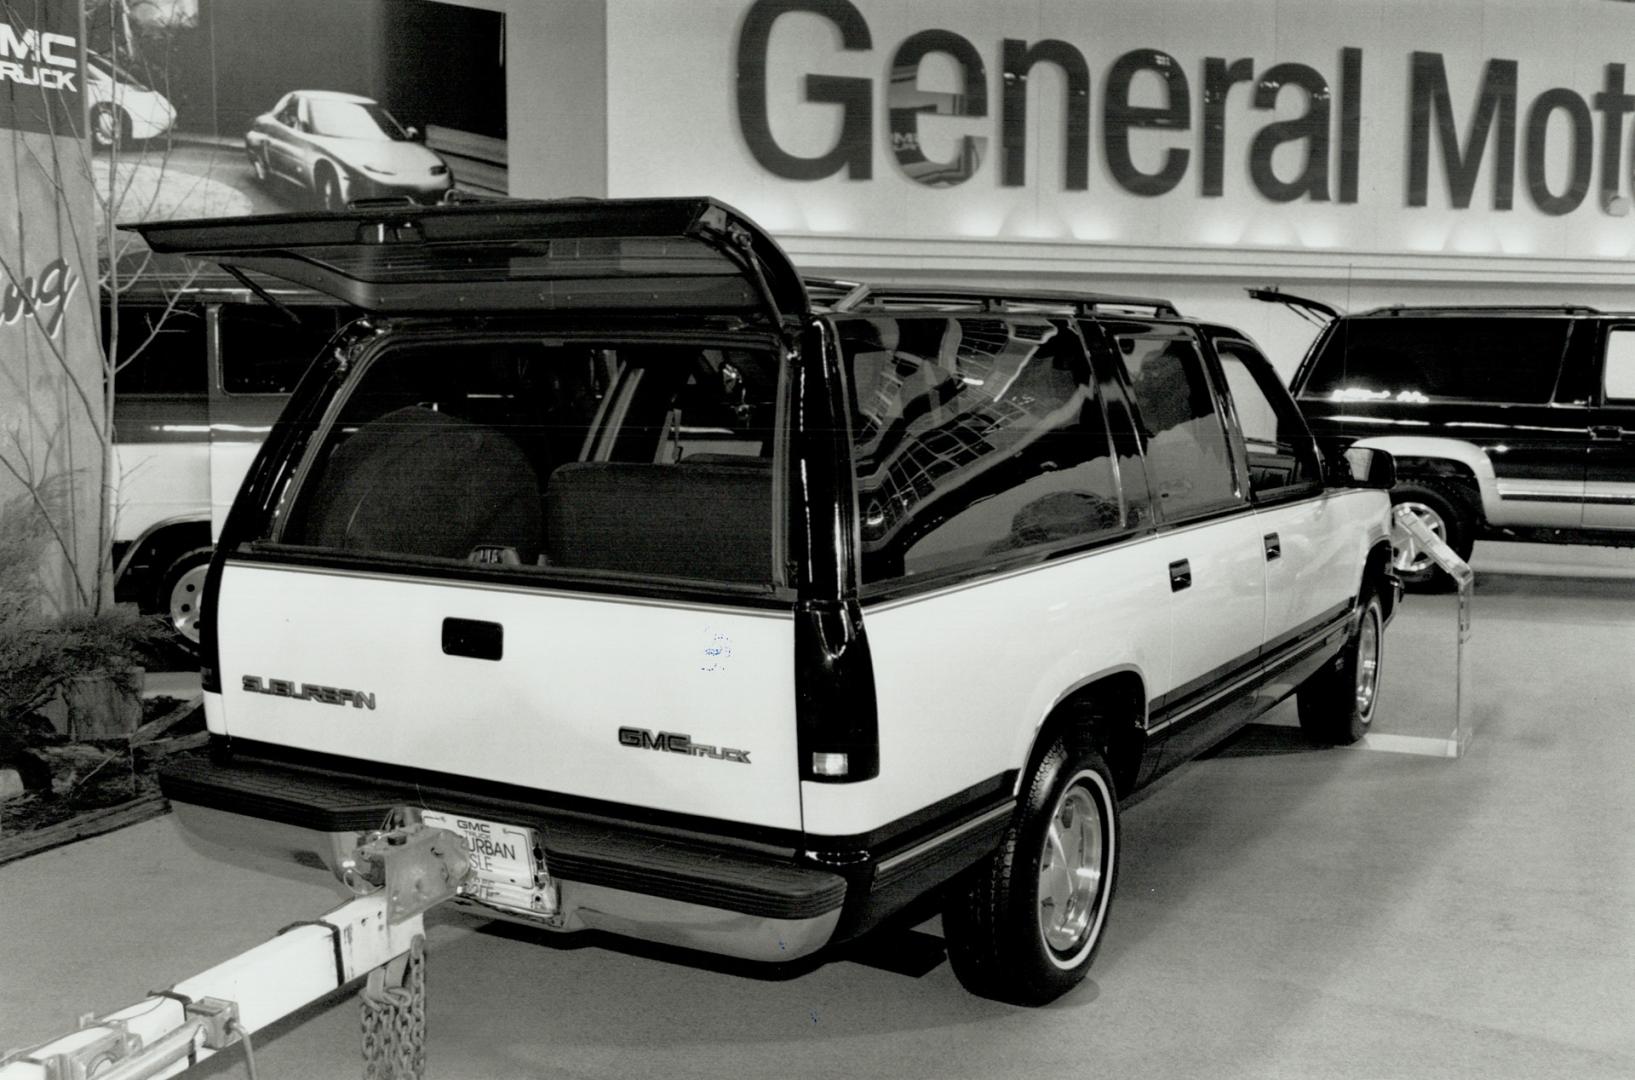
[
  {"x1": 942, "y1": 734, "x2": 1119, "y2": 1005},
  {"x1": 1298, "y1": 590, "x2": 1385, "y2": 745},
  {"x1": 1389, "y1": 480, "x2": 1475, "y2": 592}
]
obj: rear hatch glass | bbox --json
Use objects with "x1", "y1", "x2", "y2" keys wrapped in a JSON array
[
  {"x1": 264, "y1": 334, "x2": 785, "y2": 592},
  {"x1": 1300, "y1": 316, "x2": 1570, "y2": 404}
]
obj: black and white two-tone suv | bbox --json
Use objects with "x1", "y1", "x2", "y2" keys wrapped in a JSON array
[{"x1": 140, "y1": 199, "x2": 1397, "y2": 1005}]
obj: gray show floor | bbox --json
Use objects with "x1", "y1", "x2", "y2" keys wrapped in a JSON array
[{"x1": 3, "y1": 571, "x2": 1633, "y2": 1079}]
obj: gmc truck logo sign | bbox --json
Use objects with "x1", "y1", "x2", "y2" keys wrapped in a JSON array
[{"x1": 617, "y1": 727, "x2": 751, "y2": 764}]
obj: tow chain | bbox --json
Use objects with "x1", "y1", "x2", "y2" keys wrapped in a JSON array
[{"x1": 359, "y1": 934, "x2": 427, "y2": 1080}]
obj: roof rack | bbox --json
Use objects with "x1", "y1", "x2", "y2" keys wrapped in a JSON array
[
  {"x1": 1358, "y1": 304, "x2": 1601, "y2": 317},
  {"x1": 801, "y1": 278, "x2": 1180, "y2": 318}
]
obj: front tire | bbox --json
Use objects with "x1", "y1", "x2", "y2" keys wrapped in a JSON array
[
  {"x1": 154, "y1": 546, "x2": 213, "y2": 656},
  {"x1": 316, "y1": 166, "x2": 343, "y2": 211},
  {"x1": 942, "y1": 735, "x2": 1119, "y2": 1006},
  {"x1": 1298, "y1": 590, "x2": 1385, "y2": 745},
  {"x1": 1389, "y1": 480, "x2": 1475, "y2": 592},
  {"x1": 91, "y1": 104, "x2": 129, "y2": 150}
]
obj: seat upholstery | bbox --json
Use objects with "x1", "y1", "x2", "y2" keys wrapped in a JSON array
[
  {"x1": 544, "y1": 460, "x2": 772, "y2": 584},
  {"x1": 300, "y1": 405, "x2": 544, "y2": 563}
]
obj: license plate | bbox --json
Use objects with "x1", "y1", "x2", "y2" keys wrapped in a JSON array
[{"x1": 419, "y1": 810, "x2": 556, "y2": 917}]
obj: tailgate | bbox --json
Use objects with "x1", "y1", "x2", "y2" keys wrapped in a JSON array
[{"x1": 215, "y1": 560, "x2": 802, "y2": 830}]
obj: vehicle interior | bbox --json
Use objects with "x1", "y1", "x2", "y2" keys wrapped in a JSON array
[{"x1": 278, "y1": 338, "x2": 781, "y2": 586}]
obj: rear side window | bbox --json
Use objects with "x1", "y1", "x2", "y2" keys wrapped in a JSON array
[
  {"x1": 838, "y1": 316, "x2": 1125, "y2": 587},
  {"x1": 1301, "y1": 317, "x2": 1569, "y2": 404},
  {"x1": 104, "y1": 302, "x2": 207, "y2": 396},
  {"x1": 1605, "y1": 328, "x2": 1635, "y2": 401},
  {"x1": 1215, "y1": 340, "x2": 1321, "y2": 500},
  {"x1": 270, "y1": 338, "x2": 781, "y2": 590},
  {"x1": 219, "y1": 305, "x2": 346, "y2": 394},
  {"x1": 1112, "y1": 329, "x2": 1241, "y2": 522}
]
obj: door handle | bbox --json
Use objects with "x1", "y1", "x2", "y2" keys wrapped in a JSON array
[
  {"x1": 442, "y1": 617, "x2": 503, "y2": 661},
  {"x1": 1169, "y1": 559, "x2": 1192, "y2": 592},
  {"x1": 1589, "y1": 425, "x2": 1625, "y2": 441},
  {"x1": 1264, "y1": 532, "x2": 1281, "y2": 561}
]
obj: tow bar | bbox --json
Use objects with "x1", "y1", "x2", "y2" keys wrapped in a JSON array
[{"x1": 0, "y1": 820, "x2": 470, "y2": 1080}]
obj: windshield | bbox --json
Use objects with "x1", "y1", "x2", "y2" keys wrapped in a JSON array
[
  {"x1": 89, "y1": 53, "x2": 154, "y2": 93},
  {"x1": 307, "y1": 100, "x2": 409, "y2": 141}
]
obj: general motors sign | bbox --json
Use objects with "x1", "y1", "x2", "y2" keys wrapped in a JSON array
[{"x1": 599, "y1": 0, "x2": 1635, "y2": 263}]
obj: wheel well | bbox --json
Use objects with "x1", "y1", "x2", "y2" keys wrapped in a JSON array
[
  {"x1": 1029, "y1": 672, "x2": 1147, "y2": 799},
  {"x1": 118, "y1": 521, "x2": 213, "y2": 610},
  {"x1": 1364, "y1": 540, "x2": 1396, "y2": 621},
  {"x1": 1391, "y1": 455, "x2": 1478, "y2": 488}
]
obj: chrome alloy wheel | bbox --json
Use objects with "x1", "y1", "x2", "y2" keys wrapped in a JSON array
[
  {"x1": 168, "y1": 561, "x2": 209, "y2": 645},
  {"x1": 1037, "y1": 778, "x2": 1107, "y2": 956},
  {"x1": 1390, "y1": 500, "x2": 1446, "y2": 574},
  {"x1": 1355, "y1": 602, "x2": 1382, "y2": 723}
]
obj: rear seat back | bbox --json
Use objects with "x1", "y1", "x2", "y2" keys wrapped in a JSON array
[{"x1": 544, "y1": 460, "x2": 773, "y2": 584}]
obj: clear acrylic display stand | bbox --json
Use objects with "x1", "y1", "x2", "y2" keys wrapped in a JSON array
[{"x1": 1358, "y1": 507, "x2": 1476, "y2": 757}]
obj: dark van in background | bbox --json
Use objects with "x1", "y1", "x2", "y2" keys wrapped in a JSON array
[
  {"x1": 1284, "y1": 303, "x2": 1635, "y2": 588},
  {"x1": 108, "y1": 268, "x2": 345, "y2": 650}
]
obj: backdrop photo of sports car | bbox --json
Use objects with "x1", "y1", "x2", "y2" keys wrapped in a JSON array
[{"x1": 85, "y1": 0, "x2": 506, "y2": 224}]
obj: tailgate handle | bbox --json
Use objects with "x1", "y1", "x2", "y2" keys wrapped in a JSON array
[{"x1": 442, "y1": 618, "x2": 503, "y2": 661}]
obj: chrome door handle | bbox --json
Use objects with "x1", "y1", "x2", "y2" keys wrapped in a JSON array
[{"x1": 1590, "y1": 425, "x2": 1625, "y2": 441}]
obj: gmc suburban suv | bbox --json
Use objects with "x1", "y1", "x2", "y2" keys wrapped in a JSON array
[{"x1": 140, "y1": 199, "x2": 1397, "y2": 1005}]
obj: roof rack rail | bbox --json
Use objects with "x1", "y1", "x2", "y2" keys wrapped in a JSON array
[
  {"x1": 1359, "y1": 304, "x2": 1602, "y2": 316},
  {"x1": 800, "y1": 278, "x2": 1180, "y2": 318}
]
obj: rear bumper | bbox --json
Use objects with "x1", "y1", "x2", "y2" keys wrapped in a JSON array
[{"x1": 159, "y1": 745, "x2": 846, "y2": 962}]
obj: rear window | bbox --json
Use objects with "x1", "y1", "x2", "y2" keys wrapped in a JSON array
[
  {"x1": 1301, "y1": 316, "x2": 1569, "y2": 404},
  {"x1": 268, "y1": 336, "x2": 781, "y2": 590}
]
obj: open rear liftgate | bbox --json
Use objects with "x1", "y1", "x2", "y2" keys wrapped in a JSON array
[{"x1": 0, "y1": 822, "x2": 477, "y2": 1080}]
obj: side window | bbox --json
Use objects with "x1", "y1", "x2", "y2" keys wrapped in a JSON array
[
  {"x1": 219, "y1": 305, "x2": 344, "y2": 394},
  {"x1": 1114, "y1": 329, "x2": 1241, "y2": 522},
  {"x1": 840, "y1": 316, "x2": 1125, "y2": 587},
  {"x1": 1605, "y1": 328, "x2": 1635, "y2": 401},
  {"x1": 104, "y1": 302, "x2": 207, "y2": 396},
  {"x1": 1214, "y1": 340, "x2": 1322, "y2": 500}
]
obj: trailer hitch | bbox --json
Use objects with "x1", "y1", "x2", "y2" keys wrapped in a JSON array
[{"x1": 0, "y1": 817, "x2": 470, "y2": 1080}]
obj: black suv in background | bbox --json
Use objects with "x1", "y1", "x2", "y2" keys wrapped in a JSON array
[{"x1": 1278, "y1": 302, "x2": 1635, "y2": 587}]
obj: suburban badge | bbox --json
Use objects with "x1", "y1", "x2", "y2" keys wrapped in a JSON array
[{"x1": 242, "y1": 674, "x2": 376, "y2": 710}]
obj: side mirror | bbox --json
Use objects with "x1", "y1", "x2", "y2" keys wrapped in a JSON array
[
  {"x1": 405, "y1": 125, "x2": 422, "y2": 142},
  {"x1": 1330, "y1": 446, "x2": 1396, "y2": 489}
]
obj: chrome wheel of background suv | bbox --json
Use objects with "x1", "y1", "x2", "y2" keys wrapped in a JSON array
[{"x1": 1390, "y1": 499, "x2": 1447, "y2": 575}]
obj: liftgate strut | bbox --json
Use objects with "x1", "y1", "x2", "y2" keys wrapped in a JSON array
[{"x1": 0, "y1": 821, "x2": 470, "y2": 1080}]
